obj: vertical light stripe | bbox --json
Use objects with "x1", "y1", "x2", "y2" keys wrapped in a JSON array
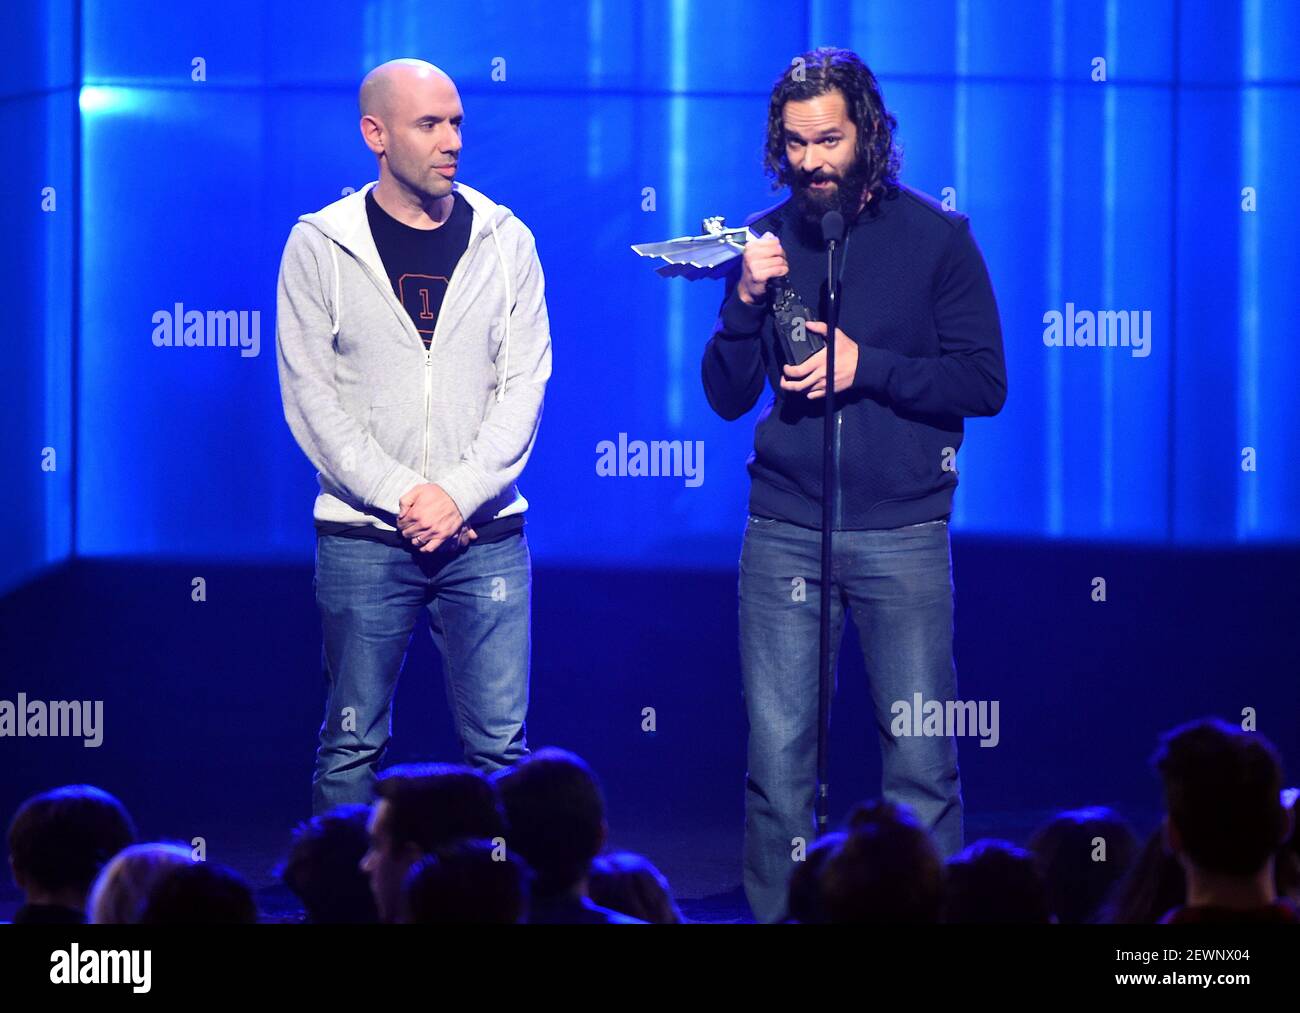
[
  {"x1": 666, "y1": 0, "x2": 688, "y2": 428},
  {"x1": 1238, "y1": 0, "x2": 1262, "y2": 537},
  {"x1": 587, "y1": 0, "x2": 604, "y2": 179},
  {"x1": 1100, "y1": 0, "x2": 1118, "y2": 531},
  {"x1": 1046, "y1": 0, "x2": 1066, "y2": 535},
  {"x1": 363, "y1": 3, "x2": 377, "y2": 81},
  {"x1": 378, "y1": 2, "x2": 393, "y2": 69},
  {"x1": 47, "y1": 89, "x2": 69, "y2": 563},
  {"x1": 78, "y1": 86, "x2": 98, "y2": 559},
  {"x1": 954, "y1": 0, "x2": 970, "y2": 201}
]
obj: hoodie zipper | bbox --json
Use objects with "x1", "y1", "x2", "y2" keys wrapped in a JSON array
[
  {"x1": 315, "y1": 190, "x2": 502, "y2": 487},
  {"x1": 423, "y1": 346, "x2": 433, "y2": 477},
  {"x1": 420, "y1": 215, "x2": 495, "y2": 477}
]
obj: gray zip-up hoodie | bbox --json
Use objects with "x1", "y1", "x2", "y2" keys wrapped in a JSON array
[{"x1": 275, "y1": 179, "x2": 551, "y2": 534}]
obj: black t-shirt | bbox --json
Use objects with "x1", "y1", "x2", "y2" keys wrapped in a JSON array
[{"x1": 365, "y1": 188, "x2": 472, "y2": 349}]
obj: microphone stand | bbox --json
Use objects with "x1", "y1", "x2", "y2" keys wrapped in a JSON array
[{"x1": 816, "y1": 211, "x2": 845, "y2": 837}]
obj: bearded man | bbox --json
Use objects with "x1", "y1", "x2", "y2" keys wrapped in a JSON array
[{"x1": 701, "y1": 47, "x2": 1007, "y2": 923}]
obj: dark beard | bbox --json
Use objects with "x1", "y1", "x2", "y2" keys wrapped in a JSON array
[{"x1": 787, "y1": 157, "x2": 871, "y2": 241}]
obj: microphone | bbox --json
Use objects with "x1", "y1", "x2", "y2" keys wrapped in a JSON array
[{"x1": 821, "y1": 210, "x2": 845, "y2": 247}]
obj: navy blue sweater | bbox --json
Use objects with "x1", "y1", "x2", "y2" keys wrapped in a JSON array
[{"x1": 701, "y1": 185, "x2": 1006, "y2": 530}]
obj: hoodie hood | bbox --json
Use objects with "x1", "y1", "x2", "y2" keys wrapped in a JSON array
[
  {"x1": 298, "y1": 179, "x2": 519, "y2": 401},
  {"x1": 300, "y1": 178, "x2": 513, "y2": 262}
]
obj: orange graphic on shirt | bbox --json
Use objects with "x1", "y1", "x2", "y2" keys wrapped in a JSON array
[{"x1": 398, "y1": 273, "x2": 448, "y2": 345}]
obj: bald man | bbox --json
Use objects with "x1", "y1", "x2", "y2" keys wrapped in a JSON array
[{"x1": 275, "y1": 60, "x2": 552, "y2": 814}]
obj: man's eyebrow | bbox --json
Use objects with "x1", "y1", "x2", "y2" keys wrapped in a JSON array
[
  {"x1": 784, "y1": 127, "x2": 843, "y2": 141},
  {"x1": 416, "y1": 113, "x2": 465, "y2": 123}
]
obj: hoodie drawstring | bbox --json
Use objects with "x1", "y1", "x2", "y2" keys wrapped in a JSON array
[
  {"x1": 489, "y1": 217, "x2": 513, "y2": 403},
  {"x1": 329, "y1": 241, "x2": 342, "y2": 336}
]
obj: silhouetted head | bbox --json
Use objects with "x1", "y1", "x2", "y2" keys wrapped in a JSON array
[
  {"x1": 1153, "y1": 718, "x2": 1289, "y2": 878},
  {"x1": 945, "y1": 839, "x2": 1052, "y2": 924},
  {"x1": 589, "y1": 851, "x2": 682, "y2": 924},
  {"x1": 7, "y1": 784, "x2": 136, "y2": 909},
  {"x1": 403, "y1": 839, "x2": 528, "y2": 924},
  {"x1": 492, "y1": 748, "x2": 608, "y2": 900},
  {"x1": 140, "y1": 862, "x2": 258, "y2": 924},
  {"x1": 87, "y1": 842, "x2": 194, "y2": 924},
  {"x1": 361, "y1": 764, "x2": 506, "y2": 923},
  {"x1": 281, "y1": 804, "x2": 378, "y2": 923},
  {"x1": 822, "y1": 800, "x2": 943, "y2": 924},
  {"x1": 785, "y1": 832, "x2": 845, "y2": 924},
  {"x1": 1029, "y1": 807, "x2": 1138, "y2": 923}
]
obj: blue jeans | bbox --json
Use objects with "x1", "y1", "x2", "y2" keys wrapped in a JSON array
[
  {"x1": 738, "y1": 514, "x2": 964, "y2": 923},
  {"x1": 311, "y1": 530, "x2": 532, "y2": 815}
]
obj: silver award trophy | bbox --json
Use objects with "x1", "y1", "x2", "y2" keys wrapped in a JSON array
[{"x1": 631, "y1": 216, "x2": 824, "y2": 364}]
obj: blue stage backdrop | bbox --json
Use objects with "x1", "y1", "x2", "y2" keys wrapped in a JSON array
[{"x1": 7, "y1": 0, "x2": 1299, "y2": 592}]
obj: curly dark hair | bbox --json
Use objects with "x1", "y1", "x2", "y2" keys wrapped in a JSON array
[{"x1": 764, "y1": 47, "x2": 901, "y2": 202}]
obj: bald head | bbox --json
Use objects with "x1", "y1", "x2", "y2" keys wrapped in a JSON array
[{"x1": 359, "y1": 59, "x2": 456, "y2": 120}]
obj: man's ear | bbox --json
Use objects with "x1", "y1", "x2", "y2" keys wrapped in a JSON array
[{"x1": 359, "y1": 115, "x2": 386, "y2": 157}]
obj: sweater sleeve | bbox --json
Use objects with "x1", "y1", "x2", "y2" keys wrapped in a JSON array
[
  {"x1": 701, "y1": 261, "x2": 768, "y2": 421},
  {"x1": 850, "y1": 218, "x2": 1007, "y2": 418}
]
